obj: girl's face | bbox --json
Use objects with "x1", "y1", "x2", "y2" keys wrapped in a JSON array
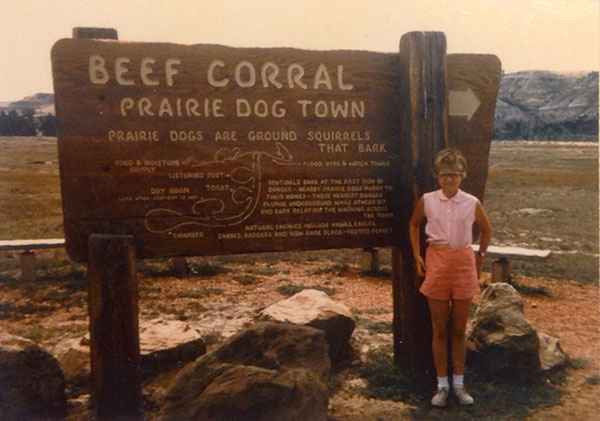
[{"x1": 436, "y1": 163, "x2": 465, "y2": 197}]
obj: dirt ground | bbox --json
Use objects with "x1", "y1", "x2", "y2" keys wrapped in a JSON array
[{"x1": 1, "y1": 251, "x2": 598, "y2": 420}]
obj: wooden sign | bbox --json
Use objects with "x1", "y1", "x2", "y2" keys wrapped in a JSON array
[
  {"x1": 51, "y1": 39, "x2": 410, "y2": 261},
  {"x1": 394, "y1": 31, "x2": 447, "y2": 379},
  {"x1": 447, "y1": 54, "x2": 501, "y2": 202}
]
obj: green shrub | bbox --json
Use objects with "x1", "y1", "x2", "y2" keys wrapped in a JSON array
[
  {"x1": 233, "y1": 275, "x2": 256, "y2": 285},
  {"x1": 0, "y1": 273, "x2": 17, "y2": 282},
  {"x1": 363, "y1": 308, "x2": 391, "y2": 315},
  {"x1": 277, "y1": 284, "x2": 336, "y2": 296},
  {"x1": 0, "y1": 301, "x2": 15, "y2": 319},
  {"x1": 357, "y1": 347, "x2": 419, "y2": 403},
  {"x1": 507, "y1": 277, "x2": 551, "y2": 297},
  {"x1": 312, "y1": 263, "x2": 349, "y2": 275},
  {"x1": 355, "y1": 317, "x2": 392, "y2": 334},
  {"x1": 177, "y1": 288, "x2": 222, "y2": 299},
  {"x1": 137, "y1": 261, "x2": 178, "y2": 277},
  {"x1": 189, "y1": 262, "x2": 231, "y2": 277},
  {"x1": 0, "y1": 301, "x2": 55, "y2": 319},
  {"x1": 246, "y1": 266, "x2": 288, "y2": 276},
  {"x1": 566, "y1": 356, "x2": 590, "y2": 370}
]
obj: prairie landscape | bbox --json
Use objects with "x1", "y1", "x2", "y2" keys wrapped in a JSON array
[
  {"x1": 0, "y1": 137, "x2": 598, "y2": 420},
  {"x1": 0, "y1": 138, "x2": 597, "y2": 282}
]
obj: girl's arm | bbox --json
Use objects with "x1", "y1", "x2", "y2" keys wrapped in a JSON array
[
  {"x1": 409, "y1": 197, "x2": 426, "y2": 277},
  {"x1": 475, "y1": 200, "x2": 492, "y2": 279}
]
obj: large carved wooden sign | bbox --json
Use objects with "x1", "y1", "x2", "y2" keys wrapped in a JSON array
[{"x1": 52, "y1": 39, "x2": 408, "y2": 261}]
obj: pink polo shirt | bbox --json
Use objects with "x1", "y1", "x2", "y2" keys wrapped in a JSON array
[{"x1": 424, "y1": 189, "x2": 478, "y2": 249}]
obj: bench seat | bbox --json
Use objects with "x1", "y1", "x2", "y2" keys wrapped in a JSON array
[
  {"x1": 0, "y1": 238, "x2": 65, "y2": 251},
  {"x1": 472, "y1": 244, "x2": 551, "y2": 261}
]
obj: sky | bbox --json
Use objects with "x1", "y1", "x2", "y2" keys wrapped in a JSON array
[{"x1": 1, "y1": 0, "x2": 598, "y2": 102}]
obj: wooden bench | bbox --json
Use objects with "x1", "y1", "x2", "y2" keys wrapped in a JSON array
[
  {"x1": 0, "y1": 238, "x2": 193, "y2": 280},
  {"x1": 0, "y1": 238, "x2": 66, "y2": 281},
  {"x1": 0, "y1": 238, "x2": 66, "y2": 252},
  {"x1": 472, "y1": 244, "x2": 552, "y2": 283}
]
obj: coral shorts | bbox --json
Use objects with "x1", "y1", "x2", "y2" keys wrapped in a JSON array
[{"x1": 419, "y1": 245, "x2": 480, "y2": 300}]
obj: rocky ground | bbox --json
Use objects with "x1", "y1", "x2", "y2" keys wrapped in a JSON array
[{"x1": 1, "y1": 250, "x2": 599, "y2": 420}]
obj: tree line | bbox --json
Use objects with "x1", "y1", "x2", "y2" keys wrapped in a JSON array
[{"x1": 0, "y1": 108, "x2": 57, "y2": 137}]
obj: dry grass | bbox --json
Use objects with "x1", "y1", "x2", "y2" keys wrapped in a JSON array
[
  {"x1": 484, "y1": 141, "x2": 598, "y2": 283},
  {"x1": 0, "y1": 137, "x2": 62, "y2": 239},
  {"x1": 0, "y1": 138, "x2": 597, "y2": 283}
]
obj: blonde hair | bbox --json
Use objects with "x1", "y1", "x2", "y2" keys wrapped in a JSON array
[{"x1": 435, "y1": 148, "x2": 467, "y2": 174}]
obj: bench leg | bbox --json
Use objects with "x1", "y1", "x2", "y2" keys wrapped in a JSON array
[
  {"x1": 172, "y1": 257, "x2": 189, "y2": 275},
  {"x1": 360, "y1": 248, "x2": 379, "y2": 273},
  {"x1": 491, "y1": 258, "x2": 511, "y2": 283},
  {"x1": 19, "y1": 250, "x2": 37, "y2": 281}
]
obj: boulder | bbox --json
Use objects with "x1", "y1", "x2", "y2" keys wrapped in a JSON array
[
  {"x1": 162, "y1": 322, "x2": 330, "y2": 421},
  {"x1": 538, "y1": 332, "x2": 567, "y2": 371},
  {"x1": 259, "y1": 289, "x2": 355, "y2": 365},
  {"x1": 0, "y1": 333, "x2": 67, "y2": 420},
  {"x1": 139, "y1": 318, "x2": 207, "y2": 375},
  {"x1": 58, "y1": 340, "x2": 90, "y2": 387},
  {"x1": 142, "y1": 337, "x2": 206, "y2": 375},
  {"x1": 57, "y1": 319, "x2": 208, "y2": 386},
  {"x1": 467, "y1": 283, "x2": 541, "y2": 378}
]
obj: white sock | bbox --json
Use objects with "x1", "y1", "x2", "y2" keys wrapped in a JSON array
[
  {"x1": 437, "y1": 376, "x2": 449, "y2": 390},
  {"x1": 453, "y1": 374, "x2": 464, "y2": 389}
]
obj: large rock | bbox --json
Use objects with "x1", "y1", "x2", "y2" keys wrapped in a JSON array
[
  {"x1": 162, "y1": 322, "x2": 330, "y2": 421},
  {"x1": 467, "y1": 283, "x2": 541, "y2": 378},
  {"x1": 139, "y1": 318, "x2": 207, "y2": 375},
  {"x1": 56, "y1": 318, "x2": 207, "y2": 387},
  {"x1": 538, "y1": 332, "x2": 567, "y2": 371},
  {"x1": 259, "y1": 289, "x2": 355, "y2": 365},
  {"x1": 58, "y1": 339, "x2": 90, "y2": 387},
  {"x1": 0, "y1": 333, "x2": 67, "y2": 420}
]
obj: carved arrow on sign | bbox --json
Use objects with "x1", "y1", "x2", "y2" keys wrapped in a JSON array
[{"x1": 449, "y1": 87, "x2": 480, "y2": 121}]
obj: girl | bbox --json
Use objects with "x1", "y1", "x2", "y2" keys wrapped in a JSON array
[{"x1": 409, "y1": 148, "x2": 491, "y2": 407}]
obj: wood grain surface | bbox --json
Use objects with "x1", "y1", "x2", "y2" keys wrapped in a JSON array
[
  {"x1": 52, "y1": 39, "x2": 411, "y2": 261},
  {"x1": 393, "y1": 31, "x2": 447, "y2": 382},
  {"x1": 447, "y1": 53, "x2": 501, "y2": 202},
  {"x1": 87, "y1": 234, "x2": 141, "y2": 416}
]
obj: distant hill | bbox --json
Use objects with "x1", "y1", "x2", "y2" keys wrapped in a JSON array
[
  {"x1": 2, "y1": 70, "x2": 598, "y2": 140},
  {"x1": 493, "y1": 71, "x2": 598, "y2": 141},
  {"x1": 0, "y1": 93, "x2": 56, "y2": 136},
  {"x1": 0, "y1": 93, "x2": 55, "y2": 117}
]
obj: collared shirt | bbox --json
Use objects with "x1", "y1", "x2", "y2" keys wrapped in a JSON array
[{"x1": 424, "y1": 189, "x2": 478, "y2": 249}]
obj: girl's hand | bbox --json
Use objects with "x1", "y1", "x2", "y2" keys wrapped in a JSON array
[
  {"x1": 475, "y1": 254, "x2": 484, "y2": 279},
  {"x1": 415, "y1": 255, "x2": 426, "y2": 278}
]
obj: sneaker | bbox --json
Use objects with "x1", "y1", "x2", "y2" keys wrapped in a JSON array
[
  {"x1": 431, "y1": 388, "x2": 449, "y2": 407},
  {"x1": 454, "y1": 388, "x2": 474, "y2": 405}
]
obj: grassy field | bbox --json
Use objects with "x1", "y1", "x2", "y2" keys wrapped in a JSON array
[
  {"x1": 484, "y1": 141, "x2": 598, "y2": 283},
  {"x1": 0, "y1": 137, "x2": 597, "y2": 283},
  {"x1": 0, "y1": 137, "x2": 62, "y2": 239}
]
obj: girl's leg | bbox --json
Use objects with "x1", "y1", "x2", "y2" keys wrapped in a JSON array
[
  {"x1": 450, "y1": 298, "x2": 472, "y2": 375},
  {"x1": 428, "y1": 298, "x2": 450, "y2": 378}
]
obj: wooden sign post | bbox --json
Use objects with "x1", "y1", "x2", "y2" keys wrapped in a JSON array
[
  {"x1": 393, "y1": 31, "x2": 447, "y2": 382},
  {"x1": 68, "y1": 28, "x2": 143, "y2": 419},
  {"x1": 392, "y1": 41, "x2": 501, "y2": 383},
  {"x1": 87, "y1": 234, "x2": 141, "y2": 417}
]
